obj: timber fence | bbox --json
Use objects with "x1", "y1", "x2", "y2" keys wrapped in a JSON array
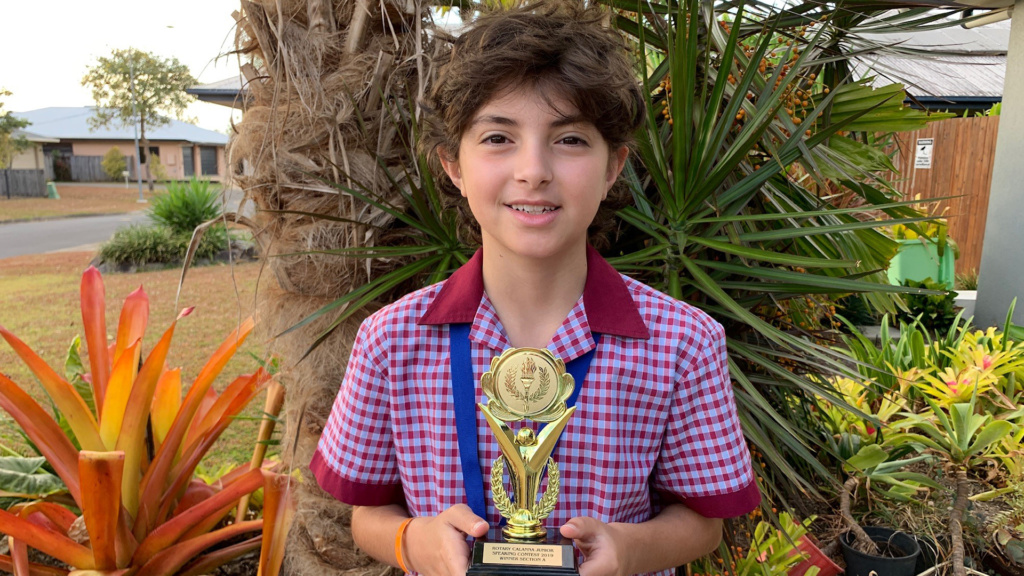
[
  {"x1": 890, "y1": 115, "x2": 999, "y2": 276},
  {"x1": 0, "y1": 169, "x2": 47, "y2": 198}
]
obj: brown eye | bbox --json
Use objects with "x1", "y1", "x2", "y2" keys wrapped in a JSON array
[
  {"x1": 485, "y1": 135, "x2": 508, "y2": 144},
  {"x1": 560, "y1": 136, "x2": 587, "y2": 146}
]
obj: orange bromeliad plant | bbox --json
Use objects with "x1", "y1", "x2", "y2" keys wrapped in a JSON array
[{"x1": 0, "y1": 266, "x2": 294, "y2": 576}]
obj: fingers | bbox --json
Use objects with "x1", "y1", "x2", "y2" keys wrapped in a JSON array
[
  {"x1": 560, "y1": 516, "x2": 600, "y2": 543},
  {"x1": 407, "y1": 505, "x2": 488, "y2": 575},
  {"x1": 440, "y1": 503, "x2": 489, "y2": 538}
]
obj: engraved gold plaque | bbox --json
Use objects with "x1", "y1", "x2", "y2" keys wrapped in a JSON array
[
  {"x1": 478, "y1": 347, "x2": 576, "y2": 542},
  {"x1": 481, "y1": 543, "x2": 565, "y2": 567}
]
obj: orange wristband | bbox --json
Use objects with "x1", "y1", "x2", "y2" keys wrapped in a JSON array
[{"x1": 395, "y1": 517, "x2": 415, "y2": 574}]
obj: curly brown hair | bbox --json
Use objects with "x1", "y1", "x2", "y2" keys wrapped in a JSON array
[{"x1": 420, "y1": 4, "x2": 646, "y2": 251}]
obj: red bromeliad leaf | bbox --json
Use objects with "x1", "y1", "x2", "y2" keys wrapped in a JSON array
[
  {"x1": 185, "y1": 374, "x2": 255, "y2": 453},
  {"x1": 132, "y1": 469, "x2": 262, "y2": 567},
  {"x1": 188, "y1": 386, "x2": 221, "y2": 449},
  {"x1": 17, "y1": 503, "x2": 78, "y2": 533},
  {"x1": 81, "y1": 267, "x2": 110, "y2": 418},
  {"x1": 67, "y1": 570, "x2": 131, "y2": 575},
  {"x1": 9, "y1": 534, "x2": 30, "y2": 576},
  {"x1": 0, "y1": 327, "x2": 104, "y2": 452},
  {"x1": 257, "y1": 471, "x2": 296, "y2": 576},
  {"x1": 115, "y1": 503, "x2": 138, "y2": 570},
  {"x1": 179, "y1": 471, "x2": 264, "y2": 542},
  {"x1": 150, "y1": 369, "x2": 181, "y2": 451},
  {"x1": 99, "y1": 342, "x2": 141, "y2": 451},
  {"x1": 0, "y1": 508, "x2": 95, "y2": 569},
  {"x1": 78, "y1": 451, "x2": 125, "y2": 570},
  {"x1": 113, "y1": 287, "x2": 148, "y2": 364},
  {"x1": 133, "y1": 520, "x2": 262, "y2": 576},
  {"x1": 170, "y1": 479, "x2": 216, "y2": 519},
  {"x1": 0, "y1": 373, "x2": 82, "y2": 505},
  {"x1": 177, "y1": 536, "x2": 261, "y2": 576},
  {"x1": 136, "y1": 318, "x2": 254, "y2": 540},
  {"x1": 7, "y1": 502, "x2": 76, "y2": 576},
  {"x1": 0, "y1": 554, "x2": 69, "y2": 576},
  {"x1": 157, "y1": 371, "x2": 268, "y2": 526},
  {"x1": 116, "y1": 317, "x2": 182, "y2": 519}
]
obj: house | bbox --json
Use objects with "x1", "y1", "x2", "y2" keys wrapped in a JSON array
[
  {"x1": 13, "y1": 107, "x2": 230, "y2": 182},
  {"x1": 9, "y1": 129, "x2": 59, "y2": 171},
  {"x1": 852, "y1": 17, "x2": 1009, "y2": 113},
  {"x1": 187, "y1": 77, "x2": 247, "y2": 109}
]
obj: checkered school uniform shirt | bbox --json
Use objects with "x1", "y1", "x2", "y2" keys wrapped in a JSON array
[{"x1": 312, "y1": 246, "x2": 759, "y2": 576}]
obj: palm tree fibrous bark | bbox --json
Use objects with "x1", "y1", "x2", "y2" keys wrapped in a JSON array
[{"x1": 230, "y1": 0, "x2": 436, "y2": 572}]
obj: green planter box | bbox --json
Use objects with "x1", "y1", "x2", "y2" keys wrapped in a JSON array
[{"x1": 887, "y1": 238, "x2": 955, "y2": 290}]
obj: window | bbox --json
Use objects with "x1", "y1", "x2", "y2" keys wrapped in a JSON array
[
  {"x1": 182, "y1": 146, "x2": 195, "y2": 176},
  {"x1": 138, "y1": 146, "x2": 160, "y2": 164},
  {"x1": 199, "y1": 146, "x2": 218, "y2": 176}
]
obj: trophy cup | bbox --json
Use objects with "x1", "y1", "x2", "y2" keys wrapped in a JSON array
[{"x1": 466, "y1": 347, "x2": 579, "y2": 575}]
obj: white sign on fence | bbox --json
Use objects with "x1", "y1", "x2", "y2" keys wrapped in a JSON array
[{"x1": 915, "y1": 138, "x2": 934, "y2": 169}]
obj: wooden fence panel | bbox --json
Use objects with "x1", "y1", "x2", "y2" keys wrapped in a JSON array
[
  {"x1": 0, "y1": 169, "x2": 47, "y2": 198},
  {"x1": 70, "y1": 156, "x2": 109, "y2": 182},
  {"x1": 890, "y1": 115, "x2": 999, "y2": 276}
]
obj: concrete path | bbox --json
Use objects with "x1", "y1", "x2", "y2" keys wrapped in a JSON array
[{"x1": 0, "y1": 212, "x2": 151, "y2": 260}]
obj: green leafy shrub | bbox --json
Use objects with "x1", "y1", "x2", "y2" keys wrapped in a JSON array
[
  {"x1": 148, "y1": 177, "x2": 222, "y2": 236},
  {"x1": 99, "y1": 224, "x2": 227, "y2": 266},
  {"x1": 100, "y1": 147, "x2": 126, "y2": 180},
  {"x1": 99, "y1": 225, "x2": 181, "y2": 265},
  {"x1": 900, "y1": 278, "x2": 960, "y2": 333},
  {"x1": 148, "y1": 155, "x2": 169, "y2": 181}
]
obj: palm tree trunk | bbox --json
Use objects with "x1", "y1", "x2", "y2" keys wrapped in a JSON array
[{"x1": 231, "y1": 0, "x2": 428, "y2": 573}]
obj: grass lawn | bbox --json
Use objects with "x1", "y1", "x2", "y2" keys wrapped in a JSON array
[
  {"x1": 0, "y1": 184, "x2": 154, "y2": 222},
  {"x1": 0, "y1": 251, "x2": 271, "y2": 474}
]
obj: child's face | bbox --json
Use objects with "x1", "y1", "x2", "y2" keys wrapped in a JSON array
[{"x1": 440, "y1": 86, "x2": 628, "y2": 263}]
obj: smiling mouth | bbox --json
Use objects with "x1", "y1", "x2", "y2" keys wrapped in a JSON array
[{"x1": 508, "y1": 204, "x2": 559, "y2": 214}]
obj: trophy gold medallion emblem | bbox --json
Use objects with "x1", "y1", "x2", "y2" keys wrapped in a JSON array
[{"x1": 466, "y1": 347, "x2": 580, "y2": 576}]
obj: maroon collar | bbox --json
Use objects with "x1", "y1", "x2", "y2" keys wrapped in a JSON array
[{"x1": 418, "y1": 245, "x2": 650, "y2": 339}]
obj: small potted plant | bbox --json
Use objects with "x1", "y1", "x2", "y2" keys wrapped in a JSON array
[{"x1": 837, "y1": 444, "x2": 935, "y2": 576}]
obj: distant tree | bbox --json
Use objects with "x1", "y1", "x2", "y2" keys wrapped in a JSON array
[
  {"x1": 0, "y1": 89, "x2": 30, "y2": 170},
  {"x1": 101, "y1": 147, "x2": 127, "y2": 180},
  {"x1": 82, "y1": 48, "x2": 196, "y2": 192}
]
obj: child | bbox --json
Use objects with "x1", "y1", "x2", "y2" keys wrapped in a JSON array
[{"x1": 311, "y1": 6, "x2": 760, "y2": 575}]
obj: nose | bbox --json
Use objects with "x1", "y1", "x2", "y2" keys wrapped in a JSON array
[{"x1": 514, "y1": 139, "x2": 553, "y2": 189}]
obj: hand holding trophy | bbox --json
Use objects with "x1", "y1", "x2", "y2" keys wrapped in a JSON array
[{"x1": 467, "y1": 347, "x2": 580, "y2": 575}]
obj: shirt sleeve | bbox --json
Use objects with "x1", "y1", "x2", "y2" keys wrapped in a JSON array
[
  {"x1": 310, "y1": 313, "x2": 405, "y2": 506},
  {"x1": 651, "y1": 319, "x2": 760, "y2": 518}
]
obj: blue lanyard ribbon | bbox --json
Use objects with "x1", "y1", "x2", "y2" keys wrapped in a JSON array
[{"x1": 450, "y1": 323, "x2": 599, "y2": 520}]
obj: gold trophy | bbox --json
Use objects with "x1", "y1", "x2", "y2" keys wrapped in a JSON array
[{"x1": 467, "y1": 348, "x2": 579, "y2": 575}]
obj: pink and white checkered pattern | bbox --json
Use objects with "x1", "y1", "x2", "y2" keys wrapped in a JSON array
[{"x1": 311, "y1": 250, "x2": 759, "y2": 576}]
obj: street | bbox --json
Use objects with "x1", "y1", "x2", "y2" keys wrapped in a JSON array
[{"x1": 0, "y1": 211, "x2": 150, "y2": 260}]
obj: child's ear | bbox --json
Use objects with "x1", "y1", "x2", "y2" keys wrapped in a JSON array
[
  {"x1": 439, "y1": 149, "x2": 464, "y2": 195},
  {"x1": 603, "y1": 145, "x2": 629, "y2": 199}
]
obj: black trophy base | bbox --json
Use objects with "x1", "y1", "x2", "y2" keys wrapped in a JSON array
[{"x1": 467, "y1": 528, "x2": 578, "y2": 576}]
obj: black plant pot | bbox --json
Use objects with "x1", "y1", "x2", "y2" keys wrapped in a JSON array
[{"x1": 840, "y1": 526, "x2": 921, "y2": 576}]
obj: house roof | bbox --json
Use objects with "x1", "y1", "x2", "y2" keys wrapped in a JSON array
[
  {"x1": 851, "y1": 17, "x2": 1008, "y2": 107},
  {"x1": 187, "y1": 77, "x2": 247, "y2": 109},
  {"x1": 13, "y1": 129, "x2": 59, "y2": 144},
  {"x1": 14, "y1": 107, "x2": 229, "y2": 146}
]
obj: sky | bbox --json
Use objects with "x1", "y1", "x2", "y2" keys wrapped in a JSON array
[{"x1": 1, "y1": 0, "x2": 244, "y2": 134}]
